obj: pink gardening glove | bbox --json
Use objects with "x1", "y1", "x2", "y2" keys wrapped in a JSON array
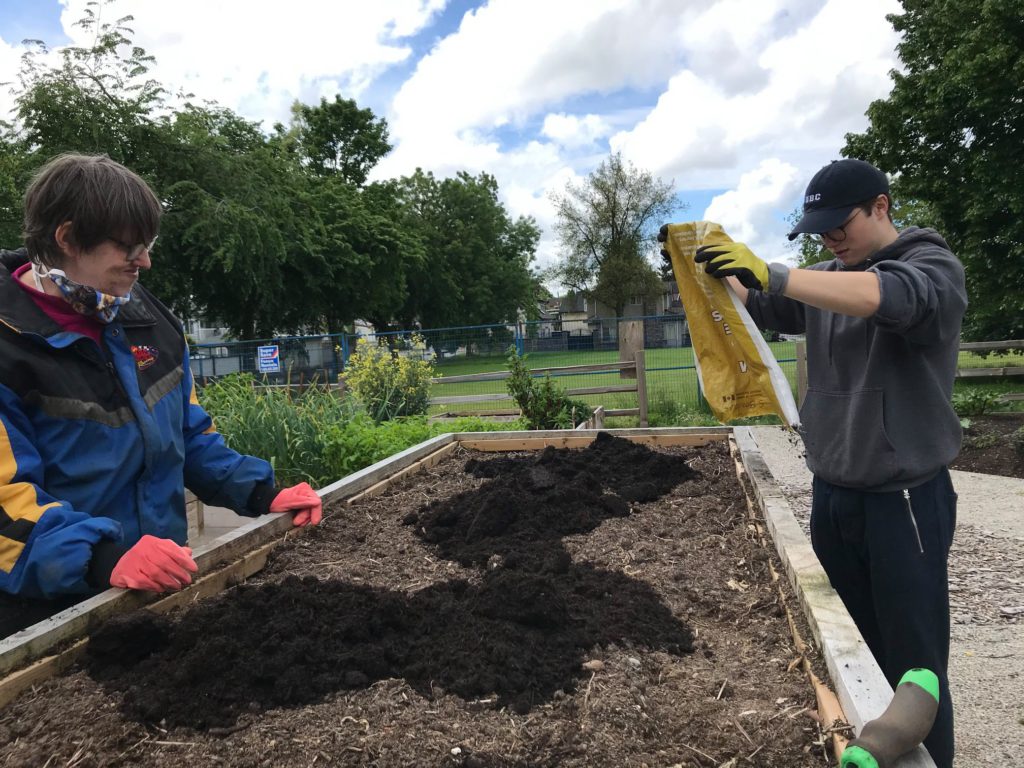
[
  {"x1": 269, "y1": 482, "x2": 323, "y2": 527},
  {"x1": 110, "y1": 535, "x2": 198, "y2": 592}
]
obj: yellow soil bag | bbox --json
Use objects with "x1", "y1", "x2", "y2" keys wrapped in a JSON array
[{"x1": 662, "y1": 221, "x2": 799, "y2": 426}]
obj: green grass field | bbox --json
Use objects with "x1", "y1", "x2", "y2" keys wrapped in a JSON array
[{"x1": 427, "y1": 343, "x2": 1024, "y2": 424}]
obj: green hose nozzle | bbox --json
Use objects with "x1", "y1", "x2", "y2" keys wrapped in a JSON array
[{"x1": 840, "y1": 668, "x2": 940, "y2": 768}]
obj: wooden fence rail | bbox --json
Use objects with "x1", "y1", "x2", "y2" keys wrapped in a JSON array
[
  {"x1": 795, "y1": 339, "x2": 1023, "y2": 406},
  {"x1": 429, "y1": 350, "x2": 648, "y2": 427}
]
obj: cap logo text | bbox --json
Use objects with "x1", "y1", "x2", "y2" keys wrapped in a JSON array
[{"x1": 805, "y1": 193, "x2": 821, "y2": 203}]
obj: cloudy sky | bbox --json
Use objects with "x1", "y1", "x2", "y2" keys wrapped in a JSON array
[{"x1": 0, "y1": 0, "x2": 903, "y2": 277}]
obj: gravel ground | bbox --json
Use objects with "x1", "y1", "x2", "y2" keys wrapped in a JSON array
[{"x1": 748, "y1": 426, "x2": 1024, "y2": 768}]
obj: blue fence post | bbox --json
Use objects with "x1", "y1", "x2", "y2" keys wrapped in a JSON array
[{"x1": 341, "y1": 334, "x2": 351, "y2": 370}]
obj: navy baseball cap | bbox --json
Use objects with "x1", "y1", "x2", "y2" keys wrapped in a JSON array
[{"x1": 787, "y1": 159, "x2": 889, "y2": 240}]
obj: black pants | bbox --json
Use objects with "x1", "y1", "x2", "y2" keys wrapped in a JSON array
[{"x1": 810, "y1": 468, "x2": 956, "y2": 768}]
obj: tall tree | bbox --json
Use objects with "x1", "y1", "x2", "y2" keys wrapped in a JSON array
[
  {"x1": 551, "y1": 152, "x2": 676, "y2": 317},
  {"x1": 283, "y1": 96, "x2": 391, "y2": 186},
  {"x1": 843, "y1": 0, "x2": 1024, "y2": 340},
  {"x1": 13, "y1": 3, "x2": 166, "y2": 169},
  {"x1": 0, "y1": 135, "x2": 30, "y2": 248},
  {"x1": 393, "y1": 169, "x2": 540, "y2": 329},
  {"x1": 4, "y1": 2, "x2": 408, "y2": 338}
]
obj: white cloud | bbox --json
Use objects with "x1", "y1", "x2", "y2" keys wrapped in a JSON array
[
  {"x1": 56, "y1": 0, "x2": 447, "y2": 127},
  {"x1": 541, "y1": 113, "x2": 610, "y2": 149},
  {"x1": 703, "y1": 158, "x2": 803, "y2": 263},
  {"x1": 612, "y1": 0, "x2": 902, "y2": 188},
  {"x1": 371, "y1": 0, "x2": 901, "y2": 272},
  {"x1": 0, "y1": 36, "x2": 23, "y2": 122}
]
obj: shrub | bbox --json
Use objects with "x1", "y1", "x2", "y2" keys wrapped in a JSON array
[
  {"x1": 199, "y1": 373, "x2": 355, "y2": 487},
  {"x1": 505, "y1": 348, "x2": 592, "y2": 430},
  {"x1": 322, "y1": 414, "x2": 524, "y2": 478},
  {"x1": 647, "y1": 391, "x2": 719, "y2": 427},
  {"x1": 1011, "y1": 426, "x2": 1024, "y2": 459},
  {"x1": 952, "y1": 390, "x2": 1002, "y2": 417},
  {"x1": 202, "y1": 375, "x2": 523, "y2": 488},
  {"x1": 343, "y1": 335, "x2": 435, "y2": 422}
]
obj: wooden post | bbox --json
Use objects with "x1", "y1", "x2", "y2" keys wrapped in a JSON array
[
  {"x1": 184, "y1": 490, "x2": 204, "y2": 543},
  {"x1": 634, "y1": 350, "x2": 648, "y2": 428},
  {"x1": 795, "y1": 340, "x2": 808, "y2": 408},
  {"x1": 618, "y1": 319, "x2": 643, "y2": 379}
]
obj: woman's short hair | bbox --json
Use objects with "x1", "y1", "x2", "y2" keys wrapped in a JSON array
[{"x1": 23, "y1": 153, "x2": 162, "y2": 268}]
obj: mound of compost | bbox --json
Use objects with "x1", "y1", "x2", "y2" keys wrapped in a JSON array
[
  {"x1": 86, "y1": 433, "x2": 696, "y2": 731},
  {"x1": 405, "y1": 431, "x2": 699, "y2": 568}
]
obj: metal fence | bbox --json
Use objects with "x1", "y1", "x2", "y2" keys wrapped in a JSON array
[{"x1": 189, "y1": 315, "x2": 799, "y2": 421}]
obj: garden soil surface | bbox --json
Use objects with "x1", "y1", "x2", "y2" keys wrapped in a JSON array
[
  {"x1": 1, "y1": 434, "x2": 837, "y2": 767},
  {"x1": 949, "y1": 412, "x2": 1024, "y2": 479}
]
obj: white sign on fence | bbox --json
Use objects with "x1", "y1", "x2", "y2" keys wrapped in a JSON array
[{"x1": 257, "y1": 345, "x2": 280, "y2": 373}]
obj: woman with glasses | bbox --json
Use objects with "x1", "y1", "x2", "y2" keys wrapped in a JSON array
[
  {"x1": 0, "y1": 154, "x2": 321, "y2": 619},
  {"x1": 688, "y1": 158, "x2": 965, "y2": 768}
]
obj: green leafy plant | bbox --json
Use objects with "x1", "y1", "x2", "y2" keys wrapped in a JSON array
[
  {"x1": 505, "y1": 348, "x2": 592, "y2": 430},
  {"x1": 199, "y1": 373, "x2": 355, "y2": 487},
  {"x1": 647, "y1": 391, "x2": 718, "y2": 427},
  {"x1": 952, "y1": 390, "x2": 1002, "y2": 418},
  {"x1": 342, "y1": 335, "x2": 435, "y2": 422},
  {"x1": 202, "y1": 374, "x2": 521, "y2": 487},
  {"x1": 321, "y1": 414, "x2": 522, "y2": 478},
  {"x1": 1011, "y1": 426, "x2": 1024, "y2": 460}
]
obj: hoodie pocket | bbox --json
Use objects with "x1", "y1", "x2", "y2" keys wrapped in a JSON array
[{"x1": 799, "y1": 388, "x2": 899, "y2": 488}]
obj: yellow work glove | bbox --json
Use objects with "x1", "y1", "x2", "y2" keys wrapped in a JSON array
[{"x1": 695, "y1": 242, "x2": 779, "y2": 292}]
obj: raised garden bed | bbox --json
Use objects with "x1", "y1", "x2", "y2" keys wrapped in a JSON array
[{"x1": 0, "y1": 429, "x2": 934, "y2": 767}]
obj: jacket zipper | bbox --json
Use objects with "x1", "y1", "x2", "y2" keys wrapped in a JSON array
[{"x1": 903, "y1": 489, "x2": 924, "y2": 554}]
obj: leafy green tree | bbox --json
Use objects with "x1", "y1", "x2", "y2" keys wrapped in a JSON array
[
  {"x1": 1, "y1": 0, "x2": 532, "y2": 341},
  {"x1": 393, "y1": 169, "x2": 540, "y2": 329},
  {"x1": 12, "y1": 4, "x2": 166, "y2": 168},
  {"x1": 592, "y1": 251, "x2": 664, "y2": 316},
  {"x1": 843, "y1": 0, "x2": 1024, "y2": 340},
  {"x1": 0, "y1": 136, "x2": 30, "y2": 248},
  {"x1": 315, "y1": 178, "x2": 420, "y2": 334},
  {"x1": 282, "y1": 96, "x2": 391, "y2": 186},
  {"x1": 4, "y1": 3, "x2": 409, "y2": 338},
  {"x1": 551, "y1": 152, "x2": 677, "y2": 316}
]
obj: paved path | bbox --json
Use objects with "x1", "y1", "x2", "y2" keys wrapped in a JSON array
[{"x1": 748, "y1": 426, "x2": 1024, "y2": 768}]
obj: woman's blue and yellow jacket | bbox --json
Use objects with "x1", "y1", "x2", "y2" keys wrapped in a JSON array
[{"x1": 0, "y1": 248, "x2": 274, "y2": 598}]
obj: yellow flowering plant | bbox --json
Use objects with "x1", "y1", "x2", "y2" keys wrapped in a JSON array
[{"x1": 342, "y1": 335, "x2": 436, "y2": 421}]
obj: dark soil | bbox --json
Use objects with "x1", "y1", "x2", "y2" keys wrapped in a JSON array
[
  {"x1": 950, "y1": 412, "x2": 1024, "y2": 479},
  {"x1": 1, "y1": 434, "x2": 832, "y2": 767}
]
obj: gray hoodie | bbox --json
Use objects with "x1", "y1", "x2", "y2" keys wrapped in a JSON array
[{"x1": 746, "y1": 227, "x2": 968, "y2": 491}]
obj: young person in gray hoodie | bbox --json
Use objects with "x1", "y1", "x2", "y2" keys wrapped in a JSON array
[{"x1": 692, "y1": 159, "x2": 966, "y2": 768}]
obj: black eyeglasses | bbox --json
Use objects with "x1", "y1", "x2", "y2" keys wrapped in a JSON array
[
  {"x1": 110, "y1": 235, "x2": 158, "y2": 262},
  {"x1": 817, "y1": 210, "x2": 861, "y2": 243}
]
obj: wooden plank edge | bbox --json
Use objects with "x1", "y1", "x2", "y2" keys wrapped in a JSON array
[
  {"x1": 729, "y1": 437, "x2": 849, "y2": 762},
  {"x1": 458, "y1": 433, "x2": 728, "y2": 451},
  {"x1": 451, "y1": 426, "x2": 731, "y2": 452},
  {"x1": 0, "y1": 541, "x2": 279, "y2": 710},
  {"x1": 732, "y1": 427, "x2": 937, "y2": 768},
  {"x1": 347, "y1": 442, "x2": 460, "y2": 505}
]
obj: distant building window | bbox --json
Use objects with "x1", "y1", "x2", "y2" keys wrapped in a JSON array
[
  {"x1": 583, "y1": 297, "x2": 588, "y2": 312},
  {"x1": 630, "y1": 295, "x2": 642, "y2": 306}
]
